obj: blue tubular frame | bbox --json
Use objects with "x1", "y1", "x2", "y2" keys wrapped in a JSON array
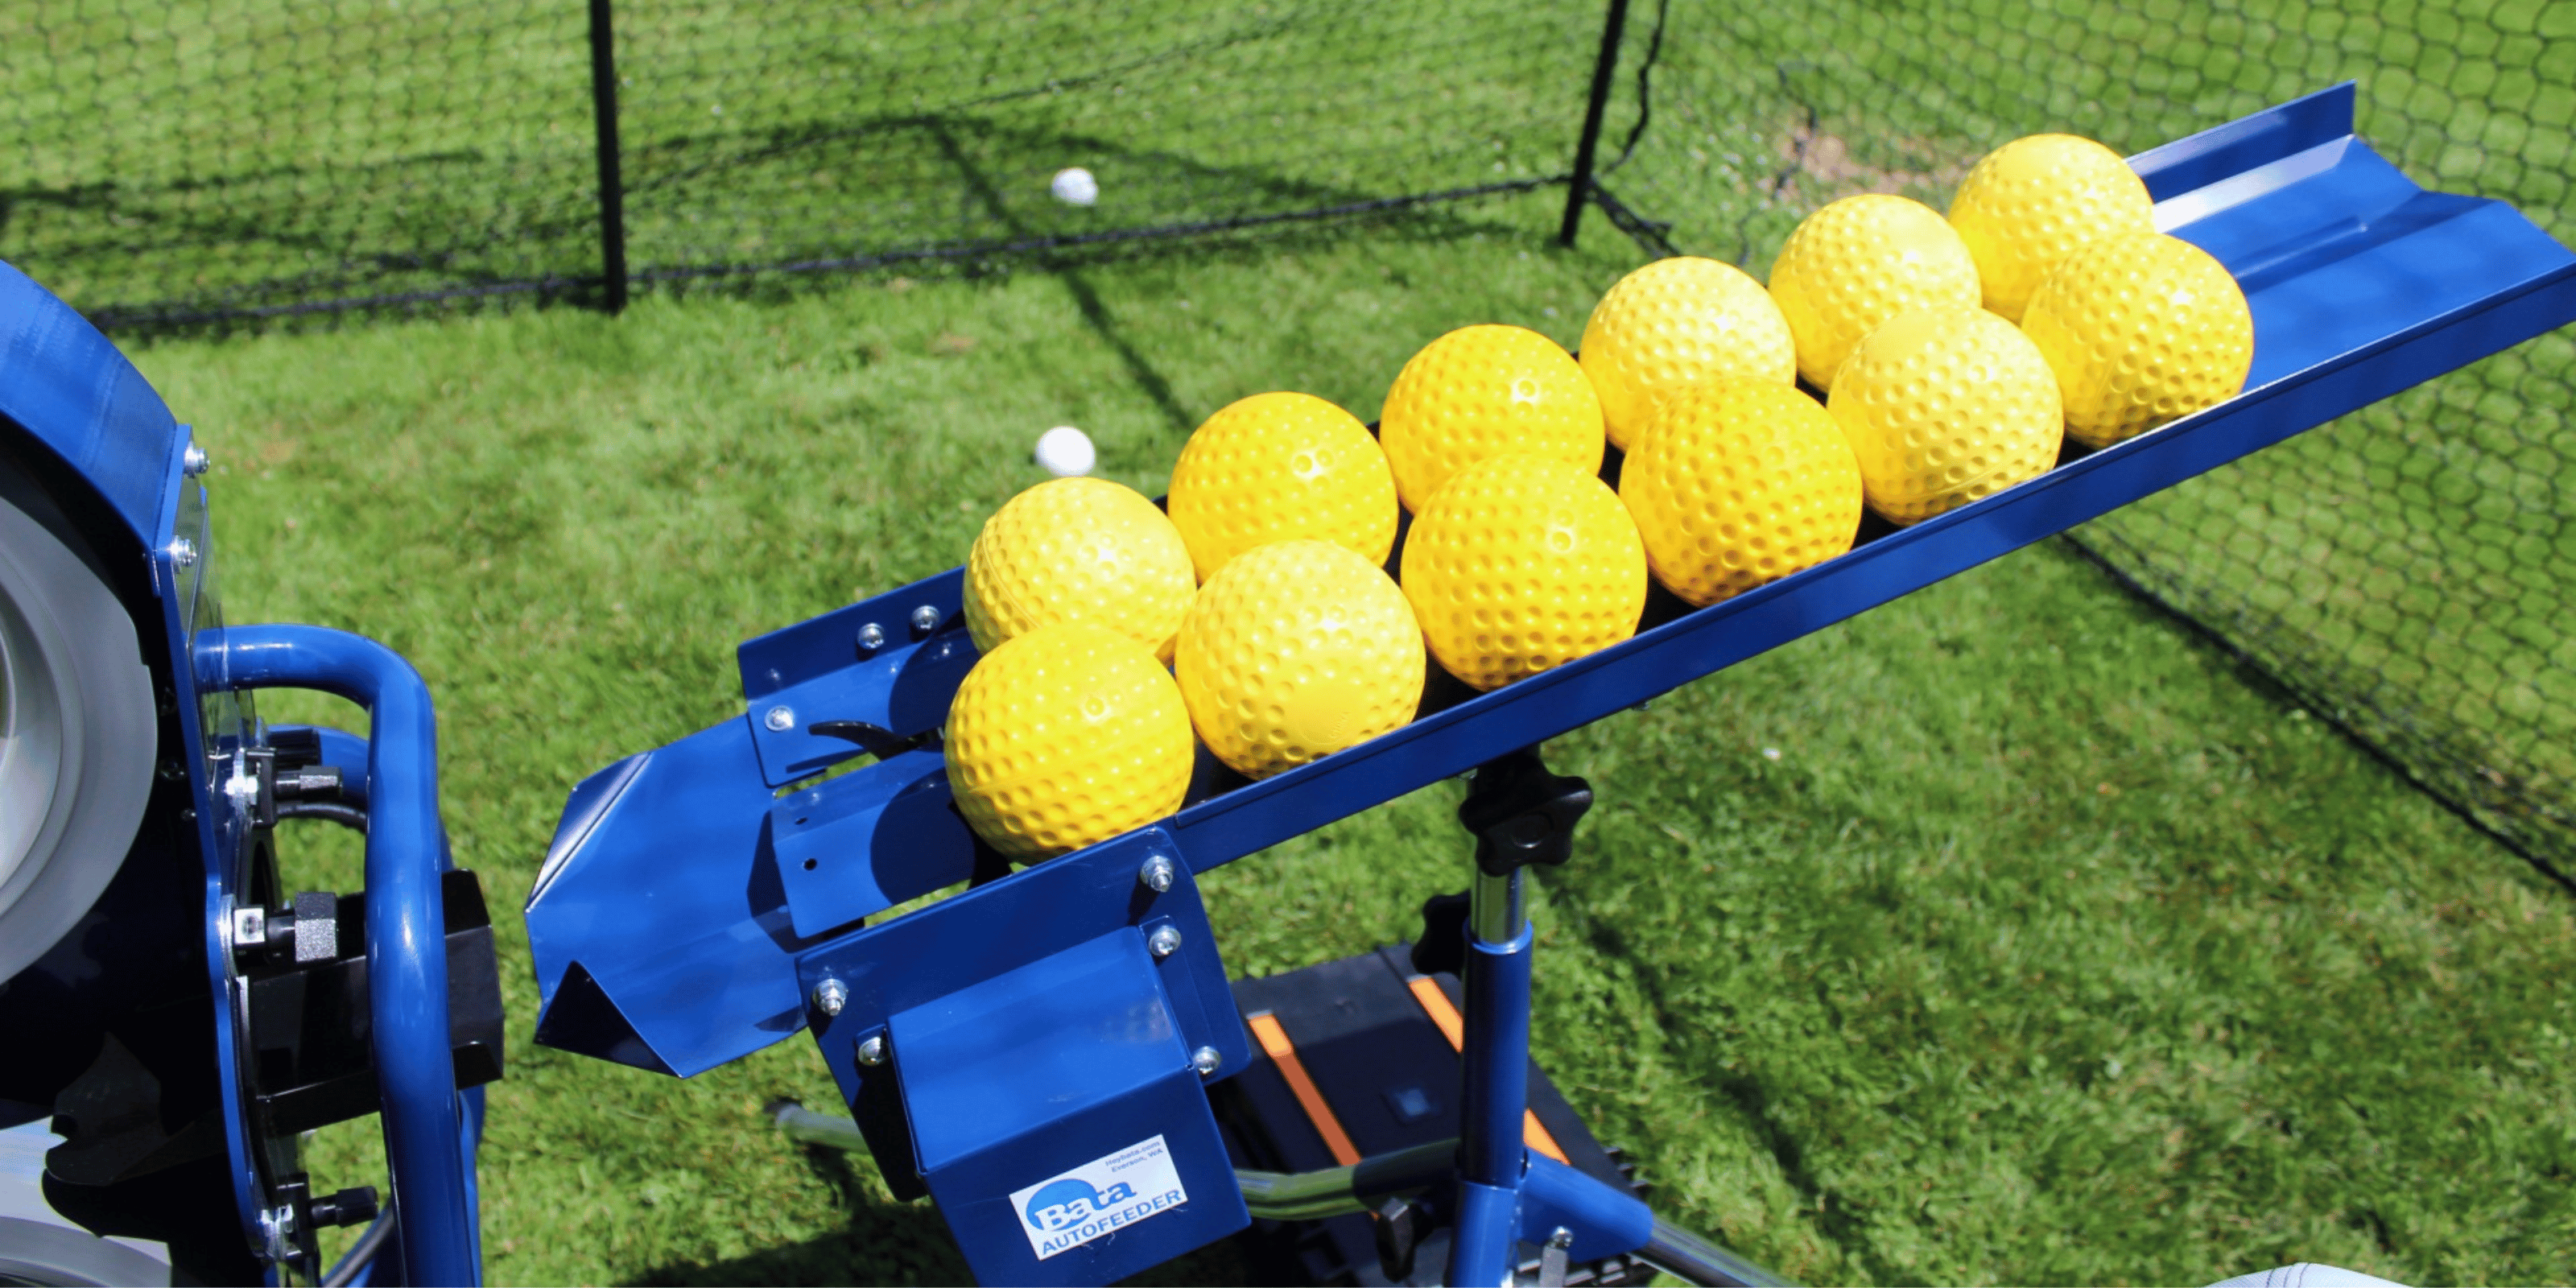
[
  {"x1": 209, "y1": 625, "x2": 480, "y2": 1288},
  {"x1": 1451, "y1": 914, "x2": 1535, "y2": 1286}
]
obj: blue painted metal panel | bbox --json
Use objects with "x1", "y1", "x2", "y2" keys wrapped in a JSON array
[
  {"x1": 796, "y1": 827, "x2": 1249, "y2": 1117},
  {"x1": 887, "y1": 930, "x2": 1245, "y2": 1285},
  {"x1": 740, "y1": 567, "x2": 964, "y2": 698},
  {"x1": 524, "y1": 719, "x2": 806, "y2": 1077},
  {"x1": 771, "y1": 749, "x2": 977, "y2": 939},
  {"x1": 2130, "y1": 81, "x2": 2356, "y2": 201},
  {"x1": 740, "y1": 625, "x2": 980, "y2": 788},
  {"x1": 0, "y1": 259, "x2": 179, "y2": 546},
  {"x1": 525, "y1": 87, "x2": 2576, "y2": 1086},
  {"x1": 788, "y1": 828, "x2": 1251, "y2": 1284},
  {"x1": 894, "y1": 931, "x2": 1187, "y2": 1171}
]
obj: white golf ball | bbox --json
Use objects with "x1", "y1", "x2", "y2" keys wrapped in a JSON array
[
  {"x1": 1051, "y1": 167, "x2": 1099, "y2": 207},
  {"x1": 1034, "y1": 426, "x2": 1096, "y2": 477}
]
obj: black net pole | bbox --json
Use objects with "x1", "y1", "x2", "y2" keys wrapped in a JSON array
[
  {"x1": 587, "y1": 0, "x2": 629, "y2": 314},
  {"x1": 1558, "y1": 0, "x2": 1634, "y2": 248}
]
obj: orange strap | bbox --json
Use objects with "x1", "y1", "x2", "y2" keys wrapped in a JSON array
[
  {"x1": 1246, "y1": 1011, "x2": 1361, "y2": 1166},
  {"x1": 1403, "y1": 976, "x2": 1571, "y2": 1165}
]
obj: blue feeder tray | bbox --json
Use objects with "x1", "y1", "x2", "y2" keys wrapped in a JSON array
[{"x1": 525, "y1": 83, "x2": 2576, "y2": 1286}]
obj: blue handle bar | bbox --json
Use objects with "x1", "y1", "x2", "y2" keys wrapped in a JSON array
[{"x1": 210, "y1": 625, "x2": 479, "y2": 1288}]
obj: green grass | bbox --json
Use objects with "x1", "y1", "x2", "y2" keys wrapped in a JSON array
[
  {"x1": 113, "y1": 186, "x2": 2576, "y2": 1285},
  {"x1": 19, "y1": 0, "x2": 2576, "y2": 1280}
]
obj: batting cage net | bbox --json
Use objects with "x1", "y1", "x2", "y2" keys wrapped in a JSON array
[
  {"x1": 1, "y1": 0, "x2": 1598, "y2": 327},
  {"x1": 4, "y1": 0, "x2": 2569, "y2": 876},
  {"x1": 1587, "y1": 0, "x2": 2575, "y2": 877},
  {"x1": 3, "y1": 0, "x2": 602, "y2": 325}
]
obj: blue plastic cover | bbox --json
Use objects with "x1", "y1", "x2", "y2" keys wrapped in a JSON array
[{"x1": 0, "y1": 259, "x2": 178, "y2": 546}]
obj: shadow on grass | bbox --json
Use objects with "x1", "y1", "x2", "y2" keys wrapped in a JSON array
[
  {"x1": 66, "y1": 105, "x2": 1568, "y2": 347},
  {"x1": 634, "y1": 1142, "x2": 1252, "y2": 1286},
  {"x1": 635, "y1": 1145, "x2": 968, "y2": 1286}
]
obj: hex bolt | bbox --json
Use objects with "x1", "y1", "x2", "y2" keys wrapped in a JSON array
[
  {"x1": 1138, "y1": 855, "x2": 1177, "y2": 894},
  {"x1": 811, "y1": 977, "x2": 848, "y2": 1018},
  {"x1": 909, "y1": 605, "x2": 942, "y2": 635},
  {"x1": 167, "y1": 538, "x2": 198, "y2": 569},
  {"x1": 1191, "y1": 1046, "x2": 1222, "y2": 1077},
  {"x1": 856, "y1": 622, "x2": 886, "y2": 651},
  {"x1": 856, "y1": 1034, "x2": 889, "y2": 1068},
  {"x1": 765, "y1": 705, "x2": 796, "y2": 733},
  {"x1": 182, "y1": 444, "x2": 211, "y2": 477},
  {"x1": 1147, "y1": 924, "x2": 1183, "y2": 959}
]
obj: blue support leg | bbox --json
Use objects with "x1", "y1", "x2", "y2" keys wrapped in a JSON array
[
  {"x1": 1448, "y1": 868, "x2": 1536, "y2": 1286},
  {"x1": 213, "y1": 625, "x2": 478, "y2": 1288}
]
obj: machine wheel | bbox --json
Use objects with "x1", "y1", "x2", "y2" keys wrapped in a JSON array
[{"x1": 0, "y1": 490, "x2": 157, "y2": 981}]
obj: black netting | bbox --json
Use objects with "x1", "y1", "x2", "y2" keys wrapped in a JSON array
[
  {"x1": 2, "y1": 0, "x2": 598, "y2": 327},
  {"x1": 1591, "y1": 0, "x2": 2576, "y2": 876},
  {"x1": 611, "y1": 0, "x2": 1598, "y2": 284},
  {"x1": 0, "y1": 0, "x2": 1602, "y2": 324}
]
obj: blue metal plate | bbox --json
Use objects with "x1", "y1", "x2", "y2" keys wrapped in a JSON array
[{"x1": 770, "y1": 749, "x2": 976, "y2": 939}]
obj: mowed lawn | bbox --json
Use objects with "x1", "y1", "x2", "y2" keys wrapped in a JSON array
[{"x1": 107, "y1": 184, "x2": 2576, "y2": 1286}]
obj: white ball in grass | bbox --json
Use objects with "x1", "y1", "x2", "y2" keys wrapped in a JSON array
[
  {"x1": 1051, "y1": 167, "x2": 1099, "y2": 207},
  {"x1": 1034, "y1": 426, "x2": 1096, "y2": 477}
]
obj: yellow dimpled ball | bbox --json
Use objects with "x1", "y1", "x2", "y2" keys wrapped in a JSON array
[
  {"x1": 1378, "y1": 324, "x2": 1606, "y2": 512},
  {"x1": 2021, "y1": 231, "x2": 2255, "y2": 449},
  {"x1": 1828, "y1": 306, "x2": 2063, "y2": 525},
  {"x1": 1948, "y1": 133, "x2": 2157, "y2": 324},
  {"x1": 964, "y1": 477, "x2": 1196, "y2": 661},
  {"x1": 1166, "y1": 392, "x2": 1398, "y2": 582},
  {"x1": 1768, "y1": 194, "x2": 1981, "y2": 392},
  {"x1": 1580, "y1": 256, "x2": 1797, "y2": 450},
  {"x1": 1175, "y1": 540, "x2": 1425, "y2": 779},
  {"x1": 943, "y1": 622, "x2": 1195, "y2": 861},
  {"x1": 1400, "y1": 454, "x2": 1646, "y2": 691},
  {"x1": 1620, "y1": 380, "x2": 1862, "y2": 605}
]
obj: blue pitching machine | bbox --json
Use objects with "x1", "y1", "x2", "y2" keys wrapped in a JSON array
[
  {"x1": 0, "y1": 265, "x2": 498, "y2": 1284},
  {"x1": 526, "y1": 85, "x2": 2576, "y2": 1286}
]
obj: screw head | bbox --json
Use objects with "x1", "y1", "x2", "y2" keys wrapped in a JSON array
[
  {"x1": 910, "y1": 605, "x2": 943, "y2": 635},
  {"x1": 856, "y1": 622, "x2": 886, "y2": 651},
  {"x1": 182, "y1": 444, "x2": 211, "y2": 477},
  {"x1": 765, "y1": 705, "x2": 797, "y2": 732},
  {"x1": 1147, "y1": 924, "x2": 1183, "y2": 959},
  {"x1": 167, "y1": 538, "x2": 198, "y2": 569},
  {"x1": 1191, "y1": 1046, "x2": 1222, "y2": 1077},
  {"x1": 811, "y1": 977, "x2": 848, "y2": 1017},
  {"x1": 1138, "y1": 855, "x2": 1176, "y2": 894},
  {"x1": 856, "y1": 1034, "x2": 889, "y2": 1067}
]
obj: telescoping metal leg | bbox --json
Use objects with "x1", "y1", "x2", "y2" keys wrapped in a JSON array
[
  {"x1": 1443, "y1": 747, "x2": 1791, "y2": 1288},
  {"x1": 1444, "y1": 749, "x2": 1588, "y2": 1286},
  {"x1": 1451, "y1": 863, "x2": 1536, "y2": 1285}
]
